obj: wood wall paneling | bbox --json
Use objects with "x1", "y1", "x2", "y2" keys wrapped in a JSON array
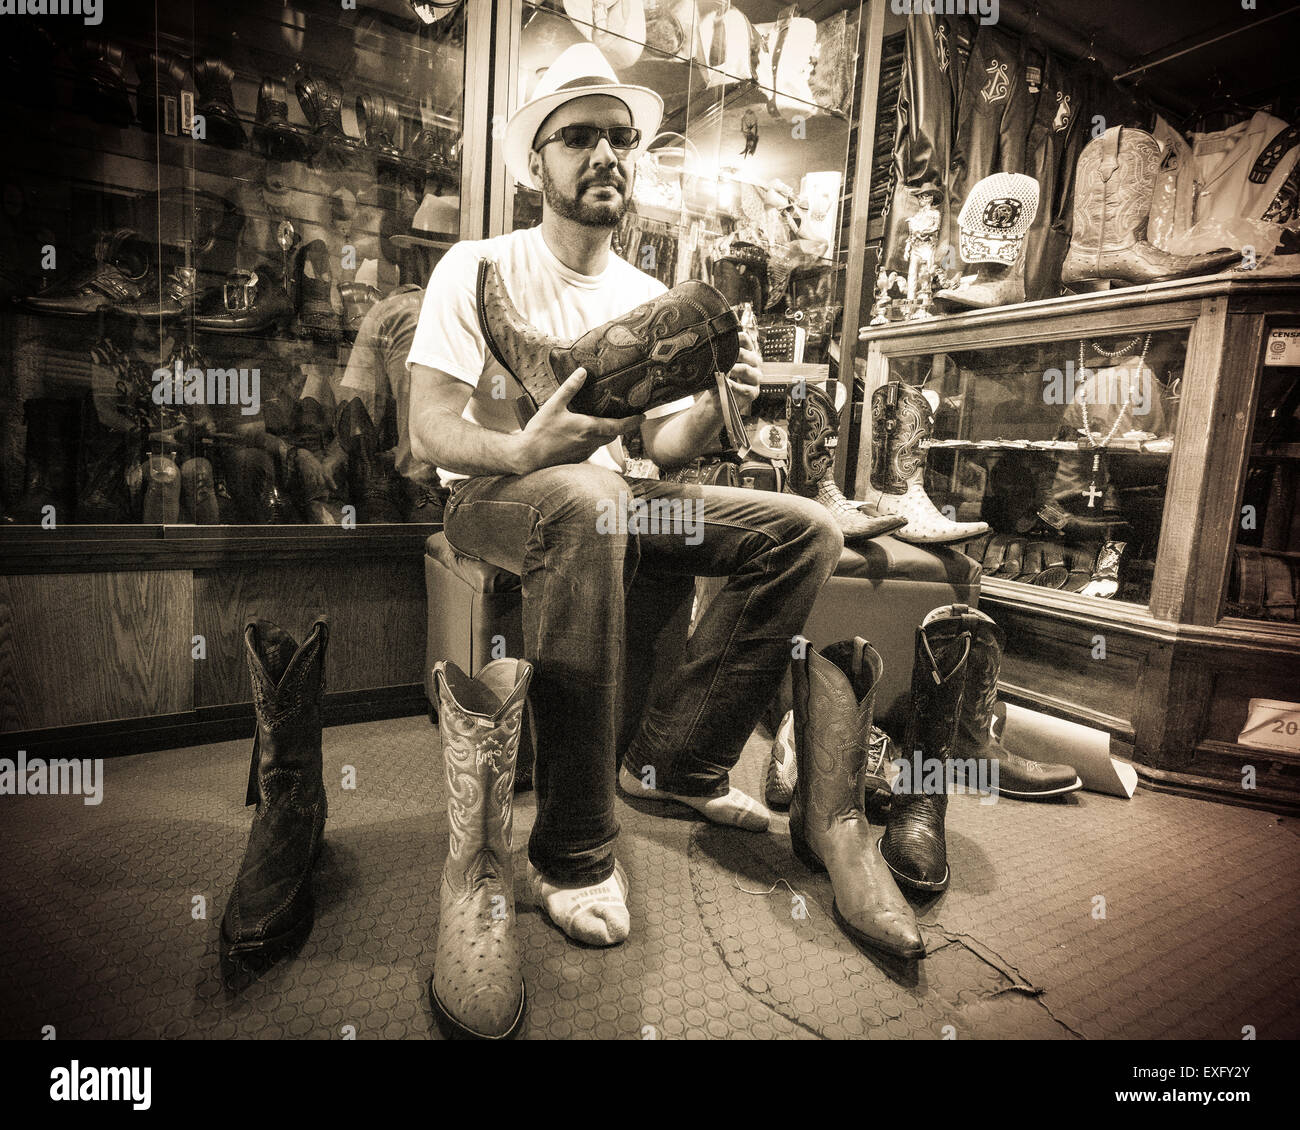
[
  {"x1": 0, "y1": 571, "x2": 193, "y2": 731},
  {"x1": 193, "y1": 559, "x2": 427, "y2": 707}
]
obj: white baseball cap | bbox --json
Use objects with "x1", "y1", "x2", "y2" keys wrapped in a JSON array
[{"x1": 504, "y1": 41, "x2": 663, "y2": 191}]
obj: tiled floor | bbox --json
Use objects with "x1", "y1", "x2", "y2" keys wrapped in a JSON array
[{"x1": 2, "y1": 714, "x2": 1298, "y2": 1039}]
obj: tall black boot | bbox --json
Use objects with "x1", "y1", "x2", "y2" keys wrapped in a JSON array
[
  {"x1": 880, "y1": 604, "x2": 978, "y2": 892},
  {"x1": 337, "y1": 398, "x2": 404, "y2": 523},
  {"x1": 220, "y1": 619, "x2": 329, "y2": 960},
  {"x1": 955, "y1": 609, "x2": 1082, "y2": 799}
]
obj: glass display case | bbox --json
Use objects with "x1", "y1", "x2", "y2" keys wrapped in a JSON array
[
  {"x1": 884, "y1": 327, "x2": 1190, "y2": 609},
  {"x1": 0, "y1": 0, "x2": 470, "y2": 528},
  {"x1": 509, "y1": 0, "x2": 864, "y2": 368},
  {"x1": 1230, "y1": 339, "x2": 1300, "y2": 623}
]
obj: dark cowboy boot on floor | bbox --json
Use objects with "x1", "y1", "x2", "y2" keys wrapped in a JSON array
[
  {"x1": 429, "y1": 658, "x2": 532, "y2": 1040},
  {"x1": 476, "y1": 258, "x2": 740, "y2": 418},
  {"x1": 788, "y1": 383, "x2": 906, "y2": 543},
  {"x1": 790, "y1": 638, "x2": 924, "y2": 959},
  {"x1": 954, "y1": 608, "x2": 1082, "y2": 799},
  {"x1": 221, "y1": 618, "x2": 329, "y2": 960},
  {"x1": 880, "y1": 604, "x2": 977, "y2": 893}
]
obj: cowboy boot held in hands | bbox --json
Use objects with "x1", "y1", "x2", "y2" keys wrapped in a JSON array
[{"x1": 476, "y1": 257, "x2": 741, "y2": 419}]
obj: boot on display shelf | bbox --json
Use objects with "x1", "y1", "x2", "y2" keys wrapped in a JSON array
[
  {"x1": 788, "y1": 383, "x2": 907, "y2": 543},
  {"x1": 135, "y1": 49, "x2": 187, "y2": 135},
  {"x1": 880, "y1": 604, "x2": 978, "y2": 893},
  {"x1": 860, "y1": 382, "x2": 990, "y2": 544},
  {"x1": 74, "y1": 38, "x2": 135, "y2": 126},
  {"x1": 1061, "y1": 127, "x2": 1239, "y2": 288},
  {"x1": 476, "y1": 258, "x2": 740, "y2": 419},
  {"x1": 952, "y1": 608, "x2": 1082, "y2": 799},
  {"x1": 429, "y1": 658, "x2": 533, "y2": 1040},
  {"x1": 220, "y1": 619, "x2": 330, "y2": 961},
  {"x1": 193, "y1": 58, "x2": 246, "y2": 151},
  {"x1": 337, "y1": 398, "x2": 405, "y2": 523},
  {"x1": 790, "y1": 638, "x2": 925, "y2": 959},
  {"x1": 935, "y1": 173, "x2": 1040, "y2": 310},
  {"x1": 7, "y1": 398, "x2": 81, "y2": 525}
]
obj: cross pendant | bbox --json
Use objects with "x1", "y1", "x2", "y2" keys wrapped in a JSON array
[{"x1": 1083, "y1": 480, "x2": 1103, "y2": 508}]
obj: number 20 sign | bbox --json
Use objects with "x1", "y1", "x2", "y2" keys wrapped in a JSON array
[{"x1": 1238, "y1": 699, "x2": 1300, "y2": 755}]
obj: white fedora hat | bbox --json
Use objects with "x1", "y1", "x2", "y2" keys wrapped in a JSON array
[{"x1": 504, "y1": 41, "x2": 664, "y2": 190}]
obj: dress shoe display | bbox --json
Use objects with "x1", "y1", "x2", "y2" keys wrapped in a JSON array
[
  {"x1": 429, "y1": 658, "x2": 532, "y2": 1040},
  {"x1": 195, "y1": 267, "x2": 293, "y2": 335},
  {"x1": 790, "y1": 638, "x2": 925, "y2": 959},
  {"x1": 193, "y1": 58, "x2": 247, "y2": 150},
  {"x1": 1061, "y1": 127, "x2": 1239, "y2": 288},
  {"x1": 476, "y1": 257, "x2": 740, "y2": 418},
  {"x1": 25, "y1": 230, "x2": 150, "y2": 317},
  {"x1": 881, "y1": 605, "x2": 979, "y2": 892},
  {"x1": 113, "y1": 266, "x2": 199, "y2": 321},
  {"x1": 953, "y1": 608, "x2": 1082, "y2": 799},
  {"x1": 787, "y1": 383, "x2": 907, "y2": 543},
  {"x1": 220, "y1": 619, "x2": 329, "y2": 960}
]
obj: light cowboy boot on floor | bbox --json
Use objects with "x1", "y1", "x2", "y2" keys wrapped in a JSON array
[
  {"x1": 788, "y1": 382, "x2": 907, "y2": 543},
  {"x1": 429, "y1": 658, "x2": 532, "y2": 1040},
  {"x1": 860, "y1": 382, "x2": 990, "y2": 544},
  {"x1": 476, "y1": 257, "x2": 740, "y2": 418},
  {"x1": 221, "y1": 618, "x2": 329, "y2": 960},
  {"x1": 790, "y1": 638, "x2": 925, "y2": 959},
  {"x1": 954, "y1": 608, "x2": 1082, "y2": 799},
  {"x1": 935, "y1": 173, "x2": 1039, "y2": 310},
  {"x1": 1061, "y1": 126, "x2": 1239, "y2": 288},
  {"x1": 880, "y1": 605, "x2": 977, "y2": 893}
]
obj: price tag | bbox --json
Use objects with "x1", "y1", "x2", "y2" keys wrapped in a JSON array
[
  {"x1": 1264, "y1": 329, "x2": 1300, "y2": 367},
  {"x1": 1238, "y1": 698, "x2": 1300, "y2": 754}
]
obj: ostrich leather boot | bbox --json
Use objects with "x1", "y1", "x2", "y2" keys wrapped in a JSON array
[
  {"x1": 221, "y1": 618, "x2": 329, "y2": 960},
  {"x1": 476, "y1": 257, "x2": 741, "y2": 418},
  {"x1": 955, "y1": 609, "x2": 1082, "y2": 799},
  {"x1": 1061, "y1": 127, "x2": 1239, "y2": 287},
  {"x1": 790, "y1": 638, "x2": 925, "y2": 959},
  {"x1": 862, "y1": 382, "x2": 989, "y2": 543},
  {"x1": 880, "y1": 605, "x2": 977, "y2": 892},
  {"x1": 788, "y1": 383, "x2": 906, "y2": 542},
  {"x1": 430, "y1": 658, "x2": 532, "y2": 1040}
]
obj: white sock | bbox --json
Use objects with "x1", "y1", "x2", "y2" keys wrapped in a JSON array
[
  {"x1": 618, "y1": 765, "x2": 770, "y2": 832},
  {"x1": 528, "y1": 860, "x2": 630, "y2": 947}
]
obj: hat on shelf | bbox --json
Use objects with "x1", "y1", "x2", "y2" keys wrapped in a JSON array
[{"x1": 504, "y1": 41, "x2": 663, "y2": 190}]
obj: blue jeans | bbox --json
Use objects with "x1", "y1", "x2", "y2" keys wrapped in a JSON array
[{"x1": 443, "y1": 464, "x2": 843, "y2": 884}]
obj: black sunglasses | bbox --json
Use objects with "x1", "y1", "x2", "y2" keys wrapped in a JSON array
[{"x1": 534, "y1": 124, "x2": 642, "y2": 152}]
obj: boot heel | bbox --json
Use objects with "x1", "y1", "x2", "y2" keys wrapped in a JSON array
[{"x1": 789, "y1": 821, "x2": 826, "y2": 874}]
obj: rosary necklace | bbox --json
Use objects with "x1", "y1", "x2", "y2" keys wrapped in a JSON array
[{"x1": 1076, "y1": 334, "x2": 1152, "y2": 508}]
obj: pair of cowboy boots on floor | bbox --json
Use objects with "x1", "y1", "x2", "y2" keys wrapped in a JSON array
[
  {"x1": 219, "y1": 617, "x2": 530, "y2": 1040},
  {"x1": 781, "y1": 606, "x2": 1080, "y2": 957}
]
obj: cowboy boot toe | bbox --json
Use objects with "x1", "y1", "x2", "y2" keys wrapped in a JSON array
[{"x1": 431, "y1": 890, "x2": 525, "y2": 1040}]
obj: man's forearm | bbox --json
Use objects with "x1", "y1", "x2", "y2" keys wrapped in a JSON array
[
  {"x1": 410, "y1": 402, "x2": 529, "y2": 477},
  {"x1": 643, "y1": 392, "x2": 724, "y2": 468}
]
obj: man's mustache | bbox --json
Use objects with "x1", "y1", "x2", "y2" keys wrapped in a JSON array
[{"x1": 582, "y1": 175, "x2": 625, "y2": 191}]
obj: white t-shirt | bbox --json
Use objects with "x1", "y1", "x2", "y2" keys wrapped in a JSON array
[{"x1": 406, "y1": 225, "x2": 693, "y2": 487}]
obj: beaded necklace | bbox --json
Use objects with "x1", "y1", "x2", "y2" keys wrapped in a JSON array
[{"x1": 1075, "y1": 334, "x2": 1152, "y2": 508}]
